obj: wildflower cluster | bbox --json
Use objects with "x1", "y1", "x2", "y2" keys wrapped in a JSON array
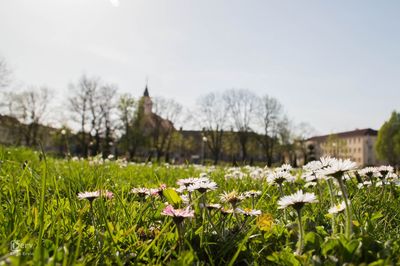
[{"x1": 63, "y1": 152, "x2": 400, "y2": 264}]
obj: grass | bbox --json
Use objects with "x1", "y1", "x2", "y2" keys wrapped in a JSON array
[{"x1": 0, "y1": 146, "x2": 400, "y2": 265}]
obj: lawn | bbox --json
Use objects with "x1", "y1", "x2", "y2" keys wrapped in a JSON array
[{"x1": 0, "y1": 146, "x2": 399, "y2": 265}]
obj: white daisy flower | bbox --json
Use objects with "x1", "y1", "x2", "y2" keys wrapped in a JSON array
[
  {"x1": 328, "y1": 201, "x2": 346, "y2": 214},
  {"x1": 232, "y1": 170, "x2": 245, "y2": 179},
  {"x1": 267, "y1": 171, "x2": 295, "y2": 185},
  {"x1": 236, "y1": 208, "x2": 262, "y2": 216},
  {"x1": 358, "y1": 167, "x2": 380, "y2": 178},
  {"x1": 206, "y1": 203, "x2": 222, "y2": 210},
  {"x1": 187, "y1": 180, "x2": 218, "y2": 193},
  {"x1": 277, "y1": 190, "x2": 318, "y2": 210},
  {"x1": 378, "y1": 165, "x2": 394, "y2": 174},
  {"x1": 304, "y1": 181, "x2": 317, "y2": 188},
  {"x1": 276, "y1": 164, "x2": 292, "y2": 173},
  {"x1": 301, "y1": 171, "x2": 317, "y2": 182},
  {"x1": 303, "y1": 161, "x2": 323, "y2": 172},
  {"x1": 162, "y1": 205, "x2": 194, "y2": 224},
  {"x1": 320, "y1": 158, "x2": 357, "y2": 179},
  {"x1": 386, "y1": 172, "x2": 398, "y2": 181},
  {"x1": 320, "y1": 156, "x2": 336, "y2": 167},
  {"x1": 131, "y1": 187, "x2": 150, "y2": 197},
  {"x1": 220, "y1": 190, "x2": 245, "y2": 206},
  {"x1": 220, "y1": 208, "x2": 234, "y2": 215},
  {"x1": 357, "y1": 180, "x2": 372, "y2": 189},
  {"x1": 78, "y1": 190, "x2": 113, "y2": 201},
  {"x1": 250, "y1": 169, "x2": 266, "y2": 180},
  {"x1": 175, "y1": 186, "x2": 187, "y2": 194},
  {"x1": 378, "y1": 165, "x2": 394, "y2": 179},
  {"x1": 176, "y1": 177, "x2": 210, "y2": 187},
  {"x1": 78, "y1": 191, "x2": 100, "y2": 201},
  {"x1": 243, "y1": 190, "x2": 262, "y2": 198}
]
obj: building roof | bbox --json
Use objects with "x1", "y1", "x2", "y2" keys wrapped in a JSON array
[
  {"x1": 0, "y1": 114, "x2": 20, "y2": 125},
  {"x1": 307, "y1": 128, "x2": 378, "y2": 142}
]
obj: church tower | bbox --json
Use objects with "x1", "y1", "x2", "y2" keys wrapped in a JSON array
[{"x1": 143, "y1": 84, "x2": 153, "y2": 115}]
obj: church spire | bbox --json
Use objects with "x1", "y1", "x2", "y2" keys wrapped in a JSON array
[
  {"x1": 142, "y1": 78, "x2": 152, "y2": 115},
  {"x1": 143, "y1": 85, "x2": 149, "y2": 97},
  {"x1": 143, "y1": 76, "x2": 149, "y2": 97}
]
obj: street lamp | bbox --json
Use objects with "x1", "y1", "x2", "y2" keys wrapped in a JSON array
[{"x1": 202, "y1": 136, "x2": 208, "y2": 165}]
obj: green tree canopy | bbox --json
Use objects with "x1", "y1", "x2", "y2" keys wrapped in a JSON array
[{"x1": 375, "y1": 111, "x2": 400, "y2": 167}]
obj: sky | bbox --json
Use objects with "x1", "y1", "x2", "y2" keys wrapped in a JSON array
[{"x1": 0, "y1": 0, "x2": 399, "y2": 135}]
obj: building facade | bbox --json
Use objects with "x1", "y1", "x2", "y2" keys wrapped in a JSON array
[{"x1": 306, "y1": 128, "x2": 380, "y2": 166}]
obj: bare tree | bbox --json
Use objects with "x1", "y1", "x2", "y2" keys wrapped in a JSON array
[
  {"x1": 8, "y1": 87, "x2": 50, "y2": 146},
  {"x1": 195, "y1": 92, "x2": 228, "y2": 164},
  {"x1": 293, "y1": 122, "x2": 315, "y2": 165},
  {"x1": 276, "y1": 116, "x2": 296, "y2": 165},
  {"x1": 152, "y1": 96, "x2": 182, "y2": 162},
  {"x1": 0, "y1": 56, "x2": 11, "y2": 89},
  {"x1": 117, "y1": 93, "x2": 137, "y2": 159},
  {"x1": 256, "y1": 95, "x2": 284, "y2": 166},
  {"x1": 69, "y1": 76, "x2": 119, "y2": 157},
  {"x1": 0, "y1": 57, "x2": 12, "y2": 113},
  {"x1": 223, "y1": 89, "x2": 258, "y2": 162},
  {"x1": 87, "y1": 81, "x2": 104, "y2": 156},
  {"x1": 98, "y1": 84, "x2": 118, "y2": 158},
  {"x1": 68, "y1": 75, "x2": 99, "y2": 157}
]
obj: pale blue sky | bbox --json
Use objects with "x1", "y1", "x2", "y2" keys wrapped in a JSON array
[{"x1": 0, "y1": 0, "x2": 399, "y2": 134}]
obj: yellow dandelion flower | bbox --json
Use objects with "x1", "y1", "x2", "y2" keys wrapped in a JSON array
[{"x1": 256, "y1": 213, "x2": 274, "y2": 232}]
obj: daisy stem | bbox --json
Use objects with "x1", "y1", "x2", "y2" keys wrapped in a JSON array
[
  {"x1": 278, "y1": 183, "x2": 284, "y2": 197},
  {"x1": 188, "y1": 191, "x2": 192, "y2": 205},
  {"x1": 232, "y1": 203, "x2": 241, "y2": 225},
  {"x1": 176, "y1": 222, "x2": 184, "y2": 253},
  {"x1": 89, "y1": 201, "x2": 100, "y2": 249},
  {"x1": 326, "y1": 179, "x2": 337, "y2": 234},
  {"x1": 379, "y1": 181, "x2": 387, "y2": 208},
  {"x1": 220, "y1": 214, "x2": 228, "y2": 239},
  {"x1": 205, "y1": 208, "x2": 220, "y2": 236},
  {"x1": 316, "y1": 179, "x2": 323, "y2": 203},
  {"x1": 251, "y1": 196, "x2": 255, "y2": 209},
  {"x1": 337, "y1": 176, "x2": 352, "y2": 239},
  {"x1": 296, "y1": 208, "x2": 304, "y2": 255},
  {"x1": 200, "y1": 193, "x2": 208, "y2": 244},
  {"x1": 200, "y1": 193, "x2": 206, "y2": 218},
  {"x1": 278, "y1": 183, "x2": 287, "y2": 221},
  {"x1": 389, "y1": 182, "x2": 395, "y2": 199}
]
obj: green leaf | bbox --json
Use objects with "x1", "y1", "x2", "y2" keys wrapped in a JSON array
[
  {"x1": 162, "y1": 188, "x2": 182, "y2": 207},
  {"x1": 267, "y1": 248, "x2": 301, "y2": 266},
  {"x1": 305, "y1": 232, "x2": 317, "y2": 245},
  {"x1": 169, "y1": 250, "x2": 195, "y2": 266},
  {"x1": 322, "y1": 238, "x2": 340, "y2": 256},
  {"x1": 371, "y1": 212, "x2": 384, "y2": 221},
  {"x1": 305, "y1": 232, "x2": 323, "y2": 251},
  {"x1": 343, "y1": 239, "x2": 360, "y2": 255}
]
